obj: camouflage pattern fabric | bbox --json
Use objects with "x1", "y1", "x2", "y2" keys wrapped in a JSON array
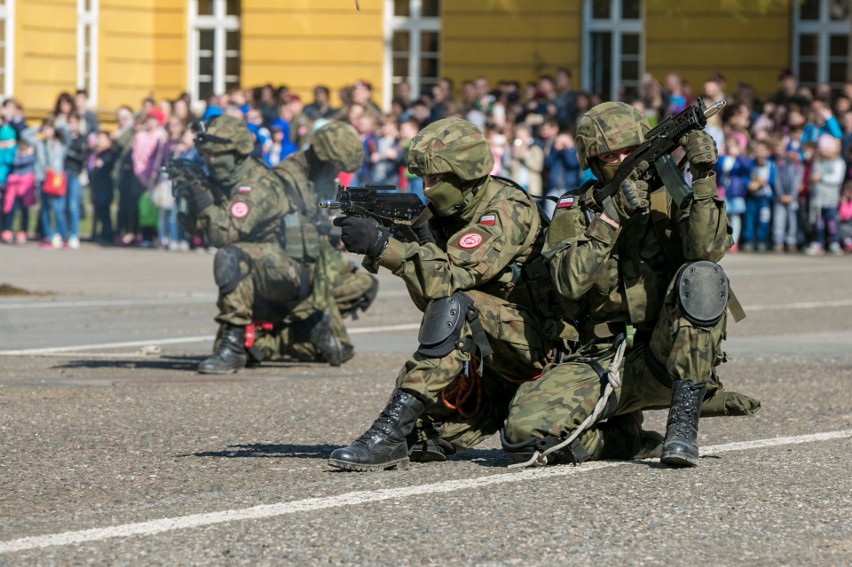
[
  {"x1": 407, "y1": 118, "x2": 494, "y2": 181},
  {"x1": 309, "y1": 121, "x2": 364, "y2": 173},
  {"x1": 372, "y1": 175, "x2": 573, "y2": 451},
  {"x1": 504, "y1": 143, "x2": 759, "y2": 457},
  {"x1": 574, "y1": 102, "x2": 650, "y2": 170},
  {"x1": 196, "y1": 115, "x2": 255, "y2": 156}
]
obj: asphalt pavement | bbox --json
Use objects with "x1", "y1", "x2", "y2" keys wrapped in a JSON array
[{"x1": 0, "y1": 242, "x2": 850, "y2": 566}]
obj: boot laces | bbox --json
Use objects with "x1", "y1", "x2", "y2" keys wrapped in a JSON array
[{"x1": 355, "y1": 395, "x2": 405, "y2": 443}]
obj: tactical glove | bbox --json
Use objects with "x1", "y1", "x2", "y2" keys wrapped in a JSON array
[
  {"x1": 601, "y1": 175, "x2": 649, "y2": 223},
  {"x1": 681, "y1": 130, "x2": 718, "y2": 179},
  {"x1": 173, "y1": 178, "x2": 214, "y2": 212},
  {"x1": 333, "y1": 216, "x2": 390, "y2": 257}
]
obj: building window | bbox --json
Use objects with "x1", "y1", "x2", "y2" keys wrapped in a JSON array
[
  {"x1": 77, "y1": 0, "x2": 98, "y2": 105},
  {"x1": 792, "y1": 0, "x2": 849, "y2": 93},
  {"x1": 188, "y1": 0, "x2": 241, "y2": 104},
  {"x1": 383, "y1": 0, "x2": 441, "y2": 109},
  {"x1": 582, "y1": 0, "x2": 643, "y2": 101},
  {"x1": 0, "y1": 0, "x2": 14, "y2": 99}
]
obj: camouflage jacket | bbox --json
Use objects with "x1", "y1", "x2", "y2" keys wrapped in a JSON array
[
  {"x1": 546, "y1": 174, "x2": 732, "y2": 334},
  {"x1": 194, "y1": 158, "x2": 296, "y2": 249},
  {"x1": 374, "y1": 176, "x2": 553, "y2": 314}
]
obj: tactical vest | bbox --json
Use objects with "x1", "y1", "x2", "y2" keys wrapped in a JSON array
[{"x1": 270, "y1": 160, "x2": 322, "y2": 262}]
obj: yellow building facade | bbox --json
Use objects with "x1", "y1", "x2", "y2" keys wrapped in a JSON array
[{"x1": 1, "y1": 0, "x2": 837, "y2": 122}]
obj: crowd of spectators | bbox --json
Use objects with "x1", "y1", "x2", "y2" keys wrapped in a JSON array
[{"x1": 1, "y1": 67, "x2": 852, "y2": 256}]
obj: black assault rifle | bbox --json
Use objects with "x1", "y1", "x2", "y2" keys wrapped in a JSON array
[
  {"x1": 593, "y1": 98, "x2": 727, "y2": 208},
  {"x1": 319, "y1": 184, "x2": 426, "y2": 242}
]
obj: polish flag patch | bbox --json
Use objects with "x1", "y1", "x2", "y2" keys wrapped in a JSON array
[
  {"x1": 458, "y1": 232, "x2": 484, "y2": 249},
  {"x1": 557, "y1": 196, "x2": 575, "y2": 209},
  {"x1": 230, "y1": 202, "x2": 249, "y2": 218},
  {"x1": 479, "y1": 214, "x2": 496, "y2": 226},
  {"x1": 238, "y1": 186, "x2": 253, "y2": 193}
]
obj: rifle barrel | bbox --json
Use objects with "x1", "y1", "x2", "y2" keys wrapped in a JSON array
[
  {"x1": 318, "y1": 200, "x2": 341, "y2": 209},
  {"x1": 703, "y1": 99, "x2": 726, "y2": 119}
]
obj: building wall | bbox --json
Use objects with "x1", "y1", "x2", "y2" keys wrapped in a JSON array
[
  {"x1": 441, "y1": 0, "x2": 583, "y2": 91},
  {"x1": 241, "y1": 0, "x2": 383, "y2": 105},
  {"x1": 645, "y1": 3, "x2": 791, "y2": 99}
]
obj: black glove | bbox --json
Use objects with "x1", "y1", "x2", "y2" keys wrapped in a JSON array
[
  {"x1": 601, "y1": 175, "x2": 649, "y2": 223},
  {"x1": 411, "y1": 222, "x2": 436, "y2": 245},
  {"x1": 174, "y1": 177, "x2": 213, "y2": 212},
  {"x1": 333, "y1": 216, "x2": 390, "y2": 257},
  {"x1": 680, "y1": 130, "x2": 718, "y2": 179}
]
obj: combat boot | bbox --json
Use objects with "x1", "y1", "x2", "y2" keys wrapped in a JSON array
[
  {"x1": 596, "y1": 411, "x2": 664, "y2": 460},
  {"x1": 329, "y1": 389, "x2": 425, "y2": 471},
  {"x1": 661, "y1": 380, "x2": 707, "y2": 467},
  {"x1": 408, "y1": 437, "x2": 456, "y2": 462},
  {"x1": 309, "y1": 310, "x2": 353, "y2": 367},
  {"x1": 198, "y1": 324, "x2": 248, "y2": 374}
]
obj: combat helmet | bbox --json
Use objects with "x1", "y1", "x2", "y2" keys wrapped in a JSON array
[
  {"x1": 407, "y1": 118, "x2": 493, "y2": 181},
  {"x1": 575, "y1": 102, "x2": 650, "y2": 170},
  {"x1": 195, "y1": 115, "x2": 255, "y2": 156},
  {"x1": 310, "y1": 121, "x2": 364, "y2": 173}
]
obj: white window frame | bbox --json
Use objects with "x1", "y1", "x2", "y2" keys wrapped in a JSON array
[
  {"x1": 77, "y1": 0, "x2": 99, "y2": 106},
  {"x1": 382, "y1": 0, "x2": 441, "y2": 110},
  {"x1": 187, "y1": 0, "x2": 240, "y2": 106},
  {"x1": 0, "y1": 0, "x2": 14, "y2": 99},
  {"x1": 791, "y1": 0, "x2": 850, "y2": 90},
  {"x1": 581, "y1": 0, "x2": 644, "y2": 101}
]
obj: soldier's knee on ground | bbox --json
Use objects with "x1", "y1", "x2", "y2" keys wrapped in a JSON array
[
  {"x1": 500, "y1": 429, "x2": 596, "y2": 465},
  {"x1": 214, "y1": 246, "x2": 252, "y2": 295}
]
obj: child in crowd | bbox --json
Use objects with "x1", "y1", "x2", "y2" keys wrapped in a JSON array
[
  {"x1": 506, "y1": 123, "x2": 544, "y2": 197},
  {"x1": 743, "y1": 140, "x2": 775, "y2": 252},
  {"x1": 714, "y1": 136, "x2": 751, "y2": 252},
  {"x1": 89, "y1": 131, "x2": 118, "y2": 245},
  {"x1": 806, "y1": 134, "x2": 845, "y2": 255},
  {"x1": 772, "y1": 138, "x2": 803, "y2": 252},
  {"x1": 264, "y1": 119, "x2": 297, "y2": 167},
  {"x1": 29, "y1": 117, "x2": 69, "y2": 249},
  {"x1": 1, "y1": 141, "x2": 36, "y2": 243},
  {"x1": 838, "y1": 181, "x2": 852, "y2": 252},
  {"x1": 368, "y1": 115, "x2": 402, "y2": 186}
]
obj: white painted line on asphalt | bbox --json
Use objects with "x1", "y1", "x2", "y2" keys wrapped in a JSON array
[
  {"x1": 0, "y1": 297, "x2": 215, "y2": 310},
  {"x1": 0, "y1": 324, "x2": 421, "y2": 356},
  {"x1": 0, "y1": 429, "x2": 849, "y2": 554},
  {"x1": 743, "y1": 299, "x2": 852, "y2": 311}
]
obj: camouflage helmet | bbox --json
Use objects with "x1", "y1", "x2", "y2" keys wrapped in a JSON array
[
  {"x1": 195, "y1": 115, "x2": 255, "y2": 156},
  {"x1": 407, "y1": 118, "x2": 493, "y2": 182},
  {"x1": 310, "y1": 121, "x2": 364, "y2": 173},
  {"x1": 575, "y1": 102, "x2": 651, "y2": 170}
]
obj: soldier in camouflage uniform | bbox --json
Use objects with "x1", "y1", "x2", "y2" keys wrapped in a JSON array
[
  {"x1": 175, "y1": 116, "x2": 373, "y2": 373},
  {"x1": 503, "y1": 102, "x2": 760, "y2": 467},
  {"x1": 327, "y1": 117, "x2": 575, "y2": 472},
  {"x1": 249, "y1": 121, "x2": 379, "y2": 363}
]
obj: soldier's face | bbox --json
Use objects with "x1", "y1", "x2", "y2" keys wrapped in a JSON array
[
  {"x1": 423, "y1": 173, "x2": 445, "y2": 191},
  {"x1": 598, "y1": 147, "x2": 636, "y2": 165}
]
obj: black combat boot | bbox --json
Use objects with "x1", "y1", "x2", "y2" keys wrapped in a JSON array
[
  {"x1": 329, "y1": 389, "x2": 425, "y2": 471},
  {"x1": 198, "y1": 324, "x2": 248, "y2": 374},
  {"x1": 661, "y1": 380, "x2": 707, "y2": 467},
  {"x1": 596, "y1": 411, "x2": 664, "y2": 460},
  {"x1": 308, "y1": 310, "x2": 353, "y2": 367}
]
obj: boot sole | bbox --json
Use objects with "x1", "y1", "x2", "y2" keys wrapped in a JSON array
[
  {"x1": 327, "y1": 457, "x2": 410, "y2": 472},
  {"x1": 661, "y1": 451, "x2": 699, "y2": 467},
  {"x1": 197, "y1": 367, "x2": 241, "y2": 375}
]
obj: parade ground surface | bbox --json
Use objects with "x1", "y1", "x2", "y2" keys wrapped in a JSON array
[{"x1": 0, "y1": 243, "x2": 850, "y2": 566}]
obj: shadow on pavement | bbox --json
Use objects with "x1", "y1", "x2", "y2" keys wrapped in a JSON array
[{"x1": 189, "y1": 443, "x2": 339, "y2": 459}]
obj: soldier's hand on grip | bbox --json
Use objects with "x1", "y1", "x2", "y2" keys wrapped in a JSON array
[
  {"x1": 681, "y1": 130, "x2": 718, "y2": 179},
  {"x1": 602, "y1": 174, "x2": 649, "y2": 223},
  {"x1": 333, "y1": 216, "x2": 390, "y2": 257}
]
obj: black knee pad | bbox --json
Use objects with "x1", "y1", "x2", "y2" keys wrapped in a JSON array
[
  {"x1": 676, "y1": 261, "x2": 729, "y2": 326},
  {"x1": 416, "y1": 292, "x2": 473, "y2": 358},
  {"x1": 213, "y1": 246, "x2": 251, "y2": 295}
]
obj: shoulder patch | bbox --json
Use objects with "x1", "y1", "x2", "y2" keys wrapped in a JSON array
[
  {"x1": 479, "y1": 214, "x2": 496, "y2": 226},
  {"x1": 458, "y1": 232, "x2": 484, "y2": 249},
  {"x1": 230, "y1": 201, "x2": 249, "y2": 218},
  {"x1": 557, "y1": 196, "x2": 575, "y2": 209}
]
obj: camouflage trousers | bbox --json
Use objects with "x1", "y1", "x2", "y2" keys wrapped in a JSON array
[
  {"x1": 215, "y1": 242, "x2": 375, "y2": 362},
  {"x1": 504, "y1": 275, "x2": 761, "y2": 457},
  {"x1": 398, "y1": 290, "x2": 561, "y2": 452}
]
